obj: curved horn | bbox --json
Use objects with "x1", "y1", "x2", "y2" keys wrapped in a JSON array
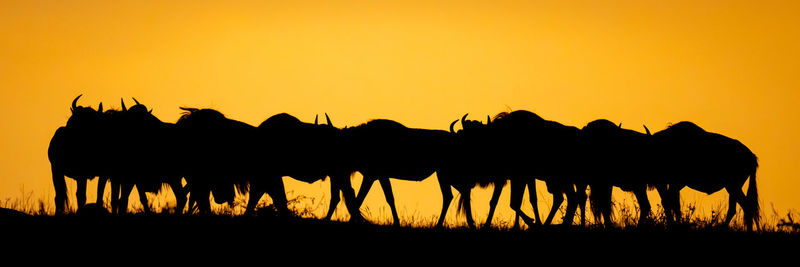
[
  {"x1": 487, "y1": 115, "x2": 491, "y2": 125},
  {"x1": 450, "y1": 119, "x2": 459, "y2": 133},
  {"x1": 97, "y1": 102, "x2": 103, "y2": 113},
  {"x1": 461, "y1": 113, "x2": 469, "y2": 125},
  {"x1": 120, "y1": 98, "x2": 127, "y2": 111},
  {"x1": 149, "y1": 108, "x2": 153, "y2": 113},
  {"x1": 618, "y1": 122, "x2": 622, "y2": 128},
  {"x1": 132, "y1": 97, "x2": 140, "y2": 106},
  {"x1": 314, "y1": 115, "x2": 319, "y2": 125},
  {"x1": 643, "y1": 125, "x2": 651, "y2": 135},
  {"x1": 71, "y1": 94, "x2": 82, "y2": 110},
  {"x1": 325, "y1": 113, "x2": 333, "y2": 127}
]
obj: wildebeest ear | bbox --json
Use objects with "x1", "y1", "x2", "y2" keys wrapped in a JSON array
[
  {"x1": 618, "y1": 123, "x2": 622, "y2": 128},
  {"x1": 487, "y1": 115, "x2": 491, "y2": 125},
  {"x1": 98, "y1": 102, "x2": 103, "y2": 113},
  {"x1": 120, "y1": 98, "x2": 127, "y2": 111}
]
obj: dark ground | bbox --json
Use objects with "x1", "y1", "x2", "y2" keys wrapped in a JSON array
[{"x1": 2, "y1": 212, "x2": 798, "y2": 264}]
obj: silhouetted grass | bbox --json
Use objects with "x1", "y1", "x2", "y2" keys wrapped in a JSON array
[{"x1": 2, "y1": 191, "x2": 798, "y2": 259}]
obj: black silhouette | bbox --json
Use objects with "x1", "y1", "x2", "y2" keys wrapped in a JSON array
[
  {"x1": 49, "y1": 95, "x2": 106, "y2": 213},
  {"x1": 341, "y1": 118, "x2": 463, "y2": 227},
  {"x1": 445, "y1": 114, "x2": 514, "y2": 228},
  {"x1": 247, "y1": 113, "x2": 362, "y2": 221},
  {"x1": 457, "y1": 111, "x2": 587, "y2": 228},
  {"x1": 47, "y1": 96, "x2": 763, "y2": 233},
  {"x1": 580, "y1": 119, "x2": 656, "y2": 226},
  {"x1": 104, "y1": 98, "x2": 187, "y2": 214},
  {"x1": 176, "y1": 107, "x2": 287, "y2": 215},
  {"x1": 651, "y1": 121, "x2": 760, "y2": 231}
]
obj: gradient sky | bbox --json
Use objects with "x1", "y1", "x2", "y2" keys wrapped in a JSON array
[{"x1": 1, "y1": 0, "x2": 798, "y2": 225}]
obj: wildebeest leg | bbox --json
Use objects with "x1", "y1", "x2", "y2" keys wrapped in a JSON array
[
  {"x1": 458, "y1": 187, "x2": 476, "y2": 229},
  {"x1": 668, "y1": 186, "x2": 683, "y2": 224},
  {"x1": 355, "y1": 176, "x2": 377, "y2": 208},
  {"x1": 96, "y1": 176, "x2": 108, "y2": 206},
  {"x1": 483, "y1": 182, "x2": 504, "y2": 229},
  {"x1": 192, "y1": 184, "x2": 213, "y2": 215},
  {"x1": 265, "y1": 177, "x2": 289, "y2": 217},
  {"x1": 655, "y1": 185, "x2": 673, "y2": 224},
  {"x1": 119, "y1": 182, "x2": 134, "y2": 214},
  {"x1": 509, "y1": 178, "x2": 536, "y2": 227},
  {"x1": 575, "y1": 183, "x2": 588, "y2": 226},
  {"x1": 599, "y1": 185, "x2": 613, "y2": 227},
  {"x1": 633, "y1": 186, "x2": 651, "y2": 224},
  {"x1": 110, "y1": 179, "x2": 120, "y2": 214},
  {"x1": 168, "y1": 178, "x2": 186, "y2": 214},
  {"x1": 76, "y1": 177, "x2": 88, "y2": 209},
  {"x1": 435, "y1": 178, "x2": 453, "y2": 228},
  {"x1": 562, "y1": 186, "x2": 578, "y2": 226},
  {"x1": 137, "y1": 185, "x2": 151, "y2": 214},
  {"x1": 724, "y1": 187, "x2": 746, "y2": 226},
  {"x1": 378, "y1": 178, "x2": 401, "y2": 226},
  {"x1": 327, "y1": 173, "x2": 363, "y2": 222},
  {"x1": 245, "y1": 180, "x2": 263, "y2": 215},
  {"x1": 51, "y1": 165, "x2": 68, "y2": 214},
  {"x1": 324, "y1": 177, "x2": 342, "y2": 220},
  {"x1": 527, "y1": 177, "x2": 542, "y2": 225},
  {"x1": 543, "y1": 188, "x2": 563, "y2": 225}
]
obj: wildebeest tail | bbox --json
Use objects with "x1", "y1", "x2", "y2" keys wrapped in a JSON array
[{"x1": 747, "y1": 162, "x2": 760, "y2": 231}]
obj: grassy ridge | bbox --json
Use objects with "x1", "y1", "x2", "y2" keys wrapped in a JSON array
[
  {"x1": 2, "y1": 208, "x2": 798, "y2": 260},
  {"x1": 2, "y1": 193, "x2": 799, "y2": 262}
]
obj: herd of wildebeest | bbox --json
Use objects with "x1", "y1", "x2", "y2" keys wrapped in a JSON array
[{"x1": 49, "y1": 95, "x2": 761, "y2": 231}]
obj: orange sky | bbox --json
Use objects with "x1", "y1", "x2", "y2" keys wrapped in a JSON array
[{"x1": 1, "y1": 0, "x2": 799, "y2": 225}]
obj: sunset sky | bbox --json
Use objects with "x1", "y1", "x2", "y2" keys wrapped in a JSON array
[{"x1": 1, "y1": 0, "x2": 798, "y2": 225}]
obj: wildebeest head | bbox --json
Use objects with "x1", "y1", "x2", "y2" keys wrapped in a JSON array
[
  {"x1": 120, "y1": 98, "x2": 162, "y2": 129},
  {"x1": 66, "y1": 95, "x2": 103, "y2": 129},
  {"x1": 450, "y1": 113, "x2": 493, "y2": 136}
]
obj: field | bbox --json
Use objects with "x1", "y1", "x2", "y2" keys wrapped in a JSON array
[{"x1": 2, "y1": 196, "x2": 799, "y2": 263}]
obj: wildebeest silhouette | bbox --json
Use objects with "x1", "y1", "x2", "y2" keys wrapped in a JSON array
[
  {"x1": 341, "y1": 118, "x2": 464, "y2": 227},
  {"x1": 580, "y1": 119, "x2": 657, "y2": 226},
  {"x1": 247, "y1": 113, "x2": 362, "y2": 221},
  {"x1": 444, "y1": 114, "x2": 512, "y2": 228},
  {"x1": 105, "y1": 98, "x2": 187, "y2": 214},
  {"x1": 651, "y1": 121, "x2": 760, "y2": 231},
  {"x1": 49, "y1": 95, "x2": 106, "y2": 213},
  {"x1": 463, "y1": 110, "x2": 587, "y2": 228},
  {"x1": 176, "y1": 107, "x2": 287, "y2": 215}
]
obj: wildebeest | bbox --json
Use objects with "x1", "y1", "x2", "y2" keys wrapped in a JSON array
[
  {"x1": 246, "y1": 113, "x2": 362, "y2": 221},
  {"x1": 176, "y1": 107, "x2": 287, "y2": 215},
  {"x1": 105, "y1": 98, "x2": 187, "y2": 214},
  {"x1": 49, "y1": 95, "x2": 106, "y2": 213},
  {"x1": 445, "y1": 114, "x2": 516, "y2": 228},
  {"x1": 459, "y1": 111, "x2": 587, "y2": 228},
  {"x1": 580, "y1": 119, "x2": 657, "y2": 226},
  {"x1": 651, "y1": 121, "x2": 760, "y2": 231},
  {"x1": 341, "y1": 118, "x2": 474, "y2": 227}
]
